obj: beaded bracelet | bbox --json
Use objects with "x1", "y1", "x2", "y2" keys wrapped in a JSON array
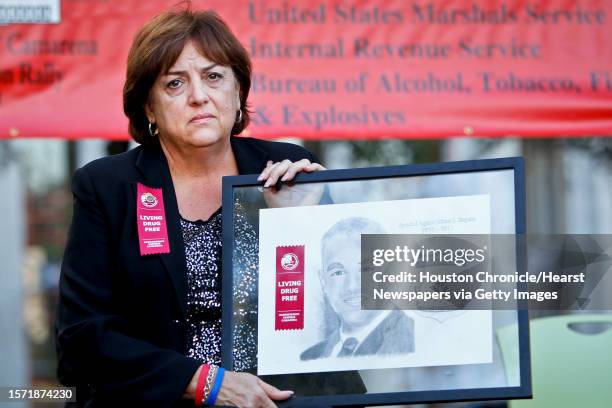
[{"x1": 194, "y1": 364, "x2": 210, "y2": 407}]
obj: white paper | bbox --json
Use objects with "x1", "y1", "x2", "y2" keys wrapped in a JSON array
[{"x1": 257, "y1": 194, "x2": 493, "y2": 375}]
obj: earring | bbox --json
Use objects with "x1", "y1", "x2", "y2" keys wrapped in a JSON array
[
  {"x1": 236, "y1": 109, "x2": 243, "y2": 123},
  {"x1": 148, "y1": 122, "x2": 159, "y2": 137}
]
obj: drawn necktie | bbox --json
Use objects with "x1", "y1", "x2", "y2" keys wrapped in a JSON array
[{"x1": 337, "y1": 337, "x2": 358, "y2": 357}]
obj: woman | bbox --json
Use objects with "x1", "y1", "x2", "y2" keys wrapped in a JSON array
[{"x1": 56, "y1": 8, "x2": 324, "y2": 407}]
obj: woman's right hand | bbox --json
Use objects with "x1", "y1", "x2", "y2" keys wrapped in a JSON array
[{"x1": 215, "y1": 371, "x2": 293, "y2": 408}]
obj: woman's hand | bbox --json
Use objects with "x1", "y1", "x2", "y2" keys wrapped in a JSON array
[
  {"x1": 216, "y1": 371, "x2": 293, "y2": 408},
  {"x1": 258, "y1": 159, "x2": 326, "y2": 208},
  {"x1": 257, "y1": 159, "x2": 325, "y2": 188}
]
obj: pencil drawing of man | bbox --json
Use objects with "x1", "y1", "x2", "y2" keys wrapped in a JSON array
[{"x1": 301, "y1": 217, "x2": 415, "y2": 360}]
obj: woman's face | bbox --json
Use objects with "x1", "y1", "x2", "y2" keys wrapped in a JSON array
[{"x1": 146, "y1": 41, "x2": 240, "y2": 150}]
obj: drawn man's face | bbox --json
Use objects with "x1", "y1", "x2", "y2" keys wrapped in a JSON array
[{"x1": 320, "y1": 233, "x2": 381, "y2": 332}]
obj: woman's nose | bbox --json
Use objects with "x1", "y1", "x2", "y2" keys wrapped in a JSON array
[{"x1": 188, "y1": 79, "x2": 209, "y2": 105}]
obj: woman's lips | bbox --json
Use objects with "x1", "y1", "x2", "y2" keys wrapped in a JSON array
[{"x1": 189, "y1": 113, "x2": 214, "y2": 124}]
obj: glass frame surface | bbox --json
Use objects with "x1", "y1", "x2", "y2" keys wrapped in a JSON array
[{"x1": 221, "y1": 157, "x2": 530, "y2": 407}]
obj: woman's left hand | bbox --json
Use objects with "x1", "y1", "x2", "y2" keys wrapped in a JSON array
[
  {"x1": 257, "y1": 159, "x2": 325, "y2": 187},
  {"x1": 258, "y1": 159, "x2": 326, "y2": 208}
]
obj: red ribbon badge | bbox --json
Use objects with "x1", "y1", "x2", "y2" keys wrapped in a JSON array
[
  {"x1": 136, "y1": 183, "x2": 170, "y2": 255},
  {"x1": 275, "y1": 245, "x2": 305, "y2": 331}
]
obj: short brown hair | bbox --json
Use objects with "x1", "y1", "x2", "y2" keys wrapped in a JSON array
[{"x1": 123, "y1": 8, "x2": 252, "y2": 144}]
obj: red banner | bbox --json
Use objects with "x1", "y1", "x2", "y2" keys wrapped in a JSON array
[{"x1": 1, "y1": 0, "x2": 612, "y2": 139}]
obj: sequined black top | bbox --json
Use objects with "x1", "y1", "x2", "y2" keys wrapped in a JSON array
[
  {"x1": 180, "y1": 208, "x2": 224, "y2": 366},
  {"x1": 180, "y1": 206, "x2": 257, "y2": 372}
]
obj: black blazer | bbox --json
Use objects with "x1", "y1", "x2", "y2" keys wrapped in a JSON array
[{"x1": 56, "y1": 136, "x2": 318, "y2": 407}]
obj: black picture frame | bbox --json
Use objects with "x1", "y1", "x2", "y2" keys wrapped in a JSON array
[{"x1": 221, "y1": 157, "x2": 530, "y2": 407}]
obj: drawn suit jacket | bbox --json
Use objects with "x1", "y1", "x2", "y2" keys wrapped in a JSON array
[
  {"x1": 300, "y1": 310, "x2": 415, "y2": 360},
  {"x1": 56, "y1": 136, "x2": 318, "y2": 407}
]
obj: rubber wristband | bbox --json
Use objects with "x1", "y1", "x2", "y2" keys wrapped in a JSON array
[
  {"x1": 194, "y1": 364, "x2": 210, "y2": 407},
  {"x1": 206, "y1": 367, "x2": 225, "y2": 406}
]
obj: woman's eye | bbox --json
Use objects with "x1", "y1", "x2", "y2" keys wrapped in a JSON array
[
  {"x1": 206, "y1": 72, "x2": 223, "y2": 82},
  {"x1": 166, "y1": 79, "x2": 182, "y2": 89}
]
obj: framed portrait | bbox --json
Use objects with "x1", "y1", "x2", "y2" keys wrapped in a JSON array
[{"x1": 221, "y1": 157, "x2": 530, "y2": 406}]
